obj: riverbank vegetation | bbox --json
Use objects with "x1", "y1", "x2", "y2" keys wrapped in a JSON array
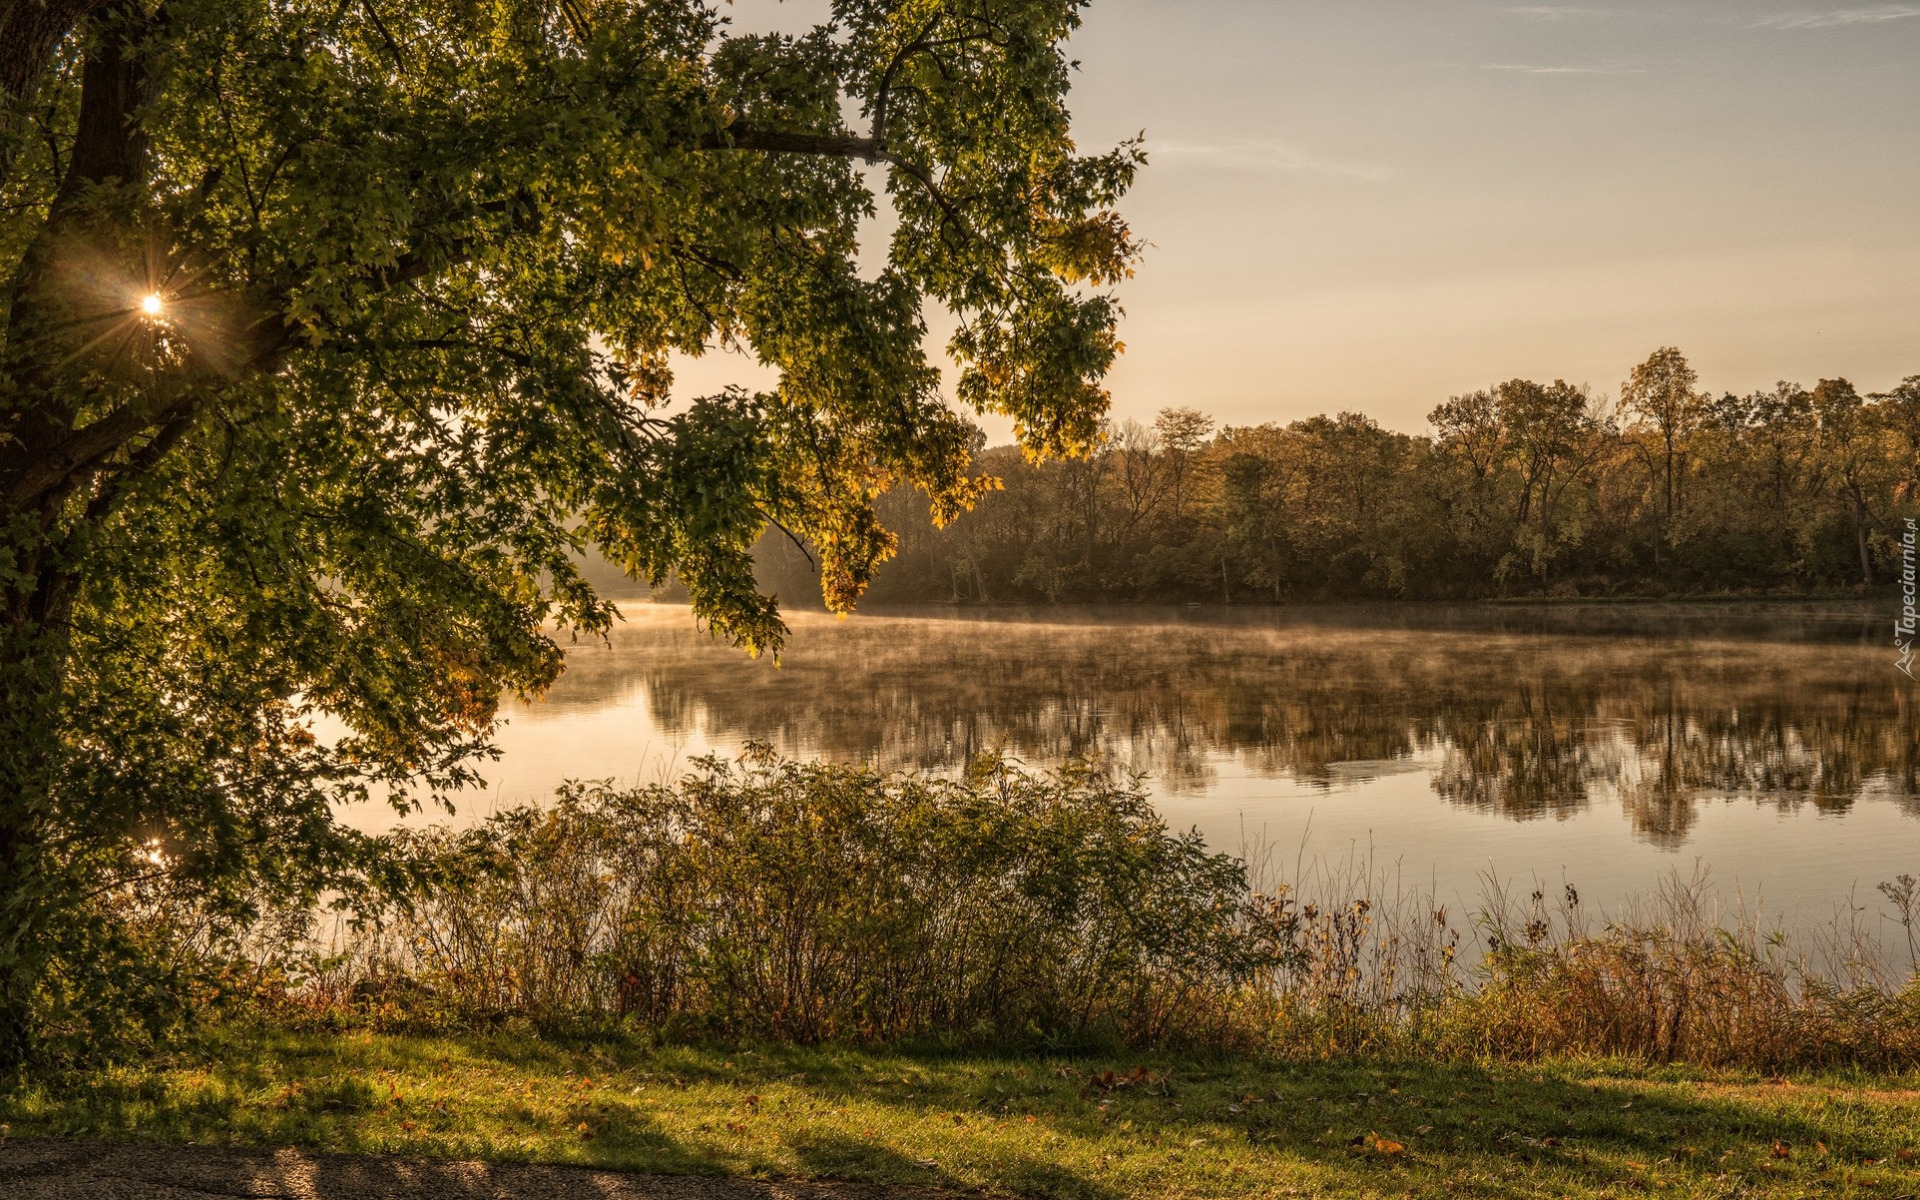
[
  {"x1": 11, "y1": 753, "x2": 1919, "y2": 1193},
  {"x1": 745, "y1": 351, "x2": 1920, "y2": 605},
  {"x1": 32, "y1": 755, "x2": 1917, "y2": 1074}
]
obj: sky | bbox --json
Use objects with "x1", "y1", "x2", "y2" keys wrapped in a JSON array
[{"x1": 686, "y1": 0, "x2": 1920, "y2": 435}]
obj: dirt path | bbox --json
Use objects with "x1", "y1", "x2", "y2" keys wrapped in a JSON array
[{"x1": 0, "y1": 1139, "x2": 956, "y2": 1200}]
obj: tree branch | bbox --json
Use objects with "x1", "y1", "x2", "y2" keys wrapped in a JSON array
[{"x1": 701, "y1": 122, "x2": 889, "y2": 163}]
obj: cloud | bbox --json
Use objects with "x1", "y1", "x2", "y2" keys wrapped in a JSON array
[
  {"x1": 1506, "y1": 6, "x2": 1609, "y2": 18},
  {"x1": 1479, "y1": 62, "x2": 1650, "y2": 74},
  {"x1": 1151, "y1": 141, "x2": 1393, "y2": 181},
  {"x1": 1753, "y1": 5, "x2": 1920, "y2": 28}
]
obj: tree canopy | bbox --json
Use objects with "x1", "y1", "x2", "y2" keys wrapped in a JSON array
[
  {"x1": 0, "y1": 0, "x2": 1137, "y2": 1064},
  {"x1": 809, "y1": 351, "x2": 1920, "y2": 607}
]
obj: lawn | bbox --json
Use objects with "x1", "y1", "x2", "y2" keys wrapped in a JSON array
[{"x1": 4, "y1": 1025, "x2": 1918, "y2": 1198}]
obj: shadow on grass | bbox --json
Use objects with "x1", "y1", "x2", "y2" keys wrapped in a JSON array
[
  {"x1": 786, "y1": 1128, "x2": 1123, "y2": 1200},
  {"x1": 8, "y1": 1029, "x2": 1916, "y2": 1198},
  {"x1": 692, "y1": 1044, "x2": 1902, "y2": 1197},
  {"x1": 0, "y1": 1138, "x2": 930, "y2": 1199}
]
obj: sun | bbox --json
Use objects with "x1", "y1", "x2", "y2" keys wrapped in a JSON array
[{"x1": 139, "y1": 292, "x2": 164, "y2": 317}]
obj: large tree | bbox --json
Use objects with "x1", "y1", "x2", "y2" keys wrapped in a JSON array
[{"x1": 0, "y1": 0, "x2": 1136, "y2": 1064}]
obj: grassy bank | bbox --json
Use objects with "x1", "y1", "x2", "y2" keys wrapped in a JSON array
[
  {"x1": 6, "y1": 1025, "x2": 1919, "y2": 1198},
  {"x1": 3, "y1": 1021, "x2": 1920, "y2": 1190}
]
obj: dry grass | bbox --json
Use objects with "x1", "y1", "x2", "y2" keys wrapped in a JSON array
[{"x1": 1231, "y1": 854, "x2": 1920, "y2": 1070}]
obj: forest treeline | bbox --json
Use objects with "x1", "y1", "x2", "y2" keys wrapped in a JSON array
[{"x1": 751, "y1": 348, "x2": 1920, "y2": 604}]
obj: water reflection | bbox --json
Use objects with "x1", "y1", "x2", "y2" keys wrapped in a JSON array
[{"x1": 526, "y1": 603, "x2": 1919, "y2": 849}]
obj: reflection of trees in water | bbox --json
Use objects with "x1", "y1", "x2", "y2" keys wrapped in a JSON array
[{"x1": 535, "y1": 608, "x2": 1918, "y2": 845}]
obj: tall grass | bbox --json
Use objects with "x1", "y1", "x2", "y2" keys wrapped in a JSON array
[
  {"x1": 264, "y1": 753, "x2": 1920, "y2": 1071},
  {"x1": 1233, "y1": 854, "x2": 1920, "y2": 1069}
]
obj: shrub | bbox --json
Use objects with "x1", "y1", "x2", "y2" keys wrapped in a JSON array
[{"x1": 349, "y1": 750, "x2": 1273, "y2": 1046}]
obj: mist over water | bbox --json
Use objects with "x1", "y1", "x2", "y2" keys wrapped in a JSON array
[{"x1": 380, "y1": 601, "x2": 1919, "y2": 952}]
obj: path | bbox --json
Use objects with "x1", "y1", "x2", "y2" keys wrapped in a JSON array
[{"x1": 0, "y1": 1139, "x2": 954, "y2": 1200}]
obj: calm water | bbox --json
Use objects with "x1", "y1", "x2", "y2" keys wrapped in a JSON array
[{"x1": 365, "y1": 601, "x2": 1920, "y2": 950}]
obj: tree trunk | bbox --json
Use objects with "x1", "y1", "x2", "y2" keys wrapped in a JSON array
[
  {"x1": 0, "y1": 560, "x2": 75, "y2": 1071},
  {"x1": 0, "y1": 796, "x2": 49, "y2": 1070},
  {"x1": 1857, "y1": 506, "x2": 1875, "y2": 587}
]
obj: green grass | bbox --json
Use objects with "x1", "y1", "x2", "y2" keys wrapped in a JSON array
[{"x1": 5, "y1": 1026, "x2": 1919, "y2": 1198}]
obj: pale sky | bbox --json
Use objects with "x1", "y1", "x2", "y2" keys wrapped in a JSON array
[{"x1": 685, "y1": 1, "x2": 1920, "y2": 434}]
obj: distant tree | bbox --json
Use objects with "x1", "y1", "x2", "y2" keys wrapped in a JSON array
[
  {"x1": 848, "y1": 357, "x2": 1916, "y2": 608},
  {"x1": 1429, "y1": 389, "x2": 1511, "y2": 578},
  {"x1": 1875, "y1": 376, "x2": 1920, "y2": 507},
  {"x1": 1812, "y1": 378, "x2": 1895, "y2": 585},
  {"x1": 1286, "y1": 412, "x2": 1412, "y2": 595},
  {"x1": 1430, "y1": 390, "x2": 1506, "y2": 486},
  {"x1": 1216, "y1": 425, "x2": 1298, "y2": 601},
  {"x1": 1154, "y1": 405, "x2": 1215, "y2": 524},
  {"x1": 1621, "y1": 347, "x2": 1707, "y2": 568},
  {"x1": 1109, "y1": 418, "x2": 1170, "y2": 545},
  {"x1": 1495, "y1": 379, "x2": 1600, "y2": 583},
  {"x1": 1751, "y1": 383, "x2": 1821, "y2": 512},
  {"x1": 0, "y1": 0, "x2": 1136, "y2": 1064}
]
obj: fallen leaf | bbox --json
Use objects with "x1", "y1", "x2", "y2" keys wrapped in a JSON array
[
  {"x1": 1416, "y1": 1125, "x2": 1434, "y2": 1136},
  {"x1": 1772, "y1": 1142, "x2": 1791, "y2": 1159},
  {"x1": 913, "y1": 1158, "x2": 937, "y2": 1170},
  {"x1": 1371, "y1": 1132, "x2": 1406, "y2": 1156}
]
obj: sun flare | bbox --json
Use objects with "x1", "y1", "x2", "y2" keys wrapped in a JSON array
[{"x1": 139, "y1": 292, "x2": 164, "y2": 317}]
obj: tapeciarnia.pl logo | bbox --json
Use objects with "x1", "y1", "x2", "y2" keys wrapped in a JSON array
[{"x1": 1898, "y1": 518, "x2": 1917, "y2": 679}]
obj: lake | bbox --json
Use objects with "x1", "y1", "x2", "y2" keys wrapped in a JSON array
[{"x1": 371, "y1": 601, "x2": 1920, "y2": 959}]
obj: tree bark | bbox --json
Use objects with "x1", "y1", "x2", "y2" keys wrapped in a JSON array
[{"x1": 0, "y1": 556, "x2": 76, "y2": 1070}]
